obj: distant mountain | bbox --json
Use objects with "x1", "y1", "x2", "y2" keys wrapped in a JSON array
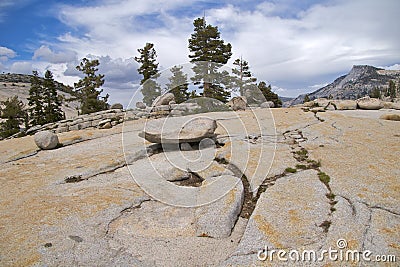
[
  {"x1": 0, "y1": 73, "x2": 79, "y2": 118},
  {"x1": 278, "y1": 96, "x2": 294, "y2": 102},
  {"x1": 287, "y1": 65, "x2": 400, "y2": 106}
]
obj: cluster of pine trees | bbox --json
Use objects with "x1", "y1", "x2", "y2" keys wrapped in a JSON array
[
  {"x1": 0, "y1": 58, "x2": 109, "y2": 138},
  {"x1": 135, "y1": 17, "x2": 282, "y2": 107}
]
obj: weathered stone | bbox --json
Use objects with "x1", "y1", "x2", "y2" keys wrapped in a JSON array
[
  {"x1": 357, "y1": 96, "x2": 383, "y2": 110},
  {"x1": 195, "y1": 175, "x2": 243, "y2": 238},
  {"x1": 303, "y1": 100, "x2": 316, "y2": 107},
  {"x1": 314, "y1": 98, "x2": 330, "y2": 107},
  {"x1": 229, "y1": 96, "x2": 247, "y2": 111},
  {"x1": 98, "y1": 119, "x2": 111, "y2": 128},
  {"x1": 170, "y1": 109, "x2": 183, "y2": 116},
  {"x1": 136, "y1": 101, "x2": 146, "y2": 109},
  {"x1": 227, "y1": 170, "x2": 330, "y2": 265},
  {"x1": 260, "y1": 101, "x2": 274, "y2": 108},
  {"x1": 34, "y1": 131, "x2": 59, "y2": 150},
  {"x1": 379, "y1": 113, "x2": 400, "y2": 121},
  {"x1": 383, "y1": 101, "x2": 400, "y2": 110},
  {"x1": 55, "y1": 126, "x2": 68, "y2": 134},
  {"x1": 139, "y1": 116, "x2": 217, "y2": 143},
  {"x1": 334, "y1": 99, "x2": 357, "y2": 110},
  {"x1": 180, "y1": 142, "x2": 192, "y2": 151},
  {"x1": 68, "y1": 124, "x2": 81, "y2": 131},
  {"x1": 26, "y1": 125, "x2": 43, "y2": 135},
  {"x1": 153, "y1": 93, "x2": 175, "y2": 106},
  {"x1": 80, "y1": 121, "x2": 92, "y2": 129},
  {"x1": 110, "y1": 103, "x2": 123, "y2": 109},
  {"x1": 100, "y1": 122, "x2": 112, "y2": 129},
  {"x1": 153, "y1": 105, "x2": 170, "y2": 112},
  {"x1": 136, "y1": 112, "x2": 150, "y2": 118}
]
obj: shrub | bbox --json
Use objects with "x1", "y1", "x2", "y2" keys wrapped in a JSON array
[
  {"x1": 285, "y1": 167, "x2": 297, "y2": 173},
  {"x1": 318, "y1": 172, "x2": 330, "y2": 185}
]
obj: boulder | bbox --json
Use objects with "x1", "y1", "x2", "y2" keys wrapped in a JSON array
[
  {"x1": 229, "y1": 96, "x2": 247, "y2": 111},
  {"x1": 153, "y1": 93, "x2": 175, "y2": 107},
  {"x1": 98, "y1": 119, "x2": 112, "y2": 129},
  {"x1": 303, "y1": 101, "x2": 316, "y2": 107},
  {"x1": 153, "y1": 105, "x2": 170, "y2": 112},
  {"x1": 135, "y1": 102, "x2": 146, "y2": 109},
  {"x1": 110, "y1": 103, "x2": 123, "y2": 109},
  {"x1": 334, "y1": 100, "x2": 357, "y2": 110},
  {"x1": 260, "y1": 101, "x2": 274, "y2": 108},
  {"x1": 382, "y1": 101, "x2": 400, "y2": 110},
  {"x1": 356, "y1": 96, "x2": 383, "y2": 110},
  {"x1": 34, "y1": 131, "x2": 59, "y2": 150},
  {"x1": 379, "y1": 114, "x2": 400, "y2": 121},
  {"x1": 139, "y1": 116, "x2": 217, "y2": 143},
  {"x1": 180, "y1": 142, "x2": 192, "y2": 151},
  {"x1": 314, "y1": 98, "x2": 330, "y2": 107}
]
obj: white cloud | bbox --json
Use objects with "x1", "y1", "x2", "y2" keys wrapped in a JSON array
[
  {"x1": 379, "y1": 64, "x2": 400, "y2": 70},
  {"x1": 33, "y1": 45, "x2": 77, "y2": 64},
  {"x1": 5, "y1": 0, "x2": 399, "y2": 102},
  {"x1": 0, "y1": 46, "x2": 16, "y2": 61},
  {"x1": 10, "y1": 61, "x2": 32, "y2": 74}
]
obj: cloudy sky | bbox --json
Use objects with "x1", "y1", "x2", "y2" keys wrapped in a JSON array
[{"x1": 0, "y1": 0, "x2": 399, "y2": 105}]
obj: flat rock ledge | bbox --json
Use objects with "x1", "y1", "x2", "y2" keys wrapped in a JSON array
[{"x1": 139, "y1": 116, "x2": 217, "y2": 143}]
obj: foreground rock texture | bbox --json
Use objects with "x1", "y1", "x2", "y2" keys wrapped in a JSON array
[{"x1": 0, "y1": 108, "x2": 399, "y2": 266}]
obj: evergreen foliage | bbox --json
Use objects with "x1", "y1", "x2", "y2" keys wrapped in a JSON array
[
  {"x1": 188, "y1": 17, "x2": 232, "y2": 102},
  {"x1": 304, "y1": 94, "x2": 311, "y2": 103},
  {"x1": 43, "y1": 70, "x2": 64, "y2": 123},
  {"x1": 388, "y1": 80, "x2": 396, "y2": 99},
  {"x1": 135, "y1": 43, "x2": 161, "y2": 106},
  {"x1": 166, "y1": 65, "x2": 189, "y2": 104},
  {"x1": 74, "y1": 58, "x2": 109, "y2": 114},
  {"x1": 0, "y1": 96, "x2": 27, "y2": 138},
  {"x1": 28, "y1": 70, "x2": 45, "y2": 126},
  {"x1": 231, "y1": 57, "x2": 257, "y2": 96},
  {"x1": 258, "y1": 81, "x2": 282, "y2": 107}
]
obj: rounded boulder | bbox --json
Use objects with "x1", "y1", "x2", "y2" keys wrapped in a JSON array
[{"x1": 34, "y1": 131, "x2": 59, "y2": 150}]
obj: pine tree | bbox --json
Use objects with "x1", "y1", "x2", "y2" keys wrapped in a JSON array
[
  {"x1": 231, "y1": 57, "x2": 257, "y2": 96},
  {"x1": 43, "y1": 70, "x2": 64, "y2": 123},
  {"x1": 28, "y1": 70, "x2": 45, "y2": 126},
  {"x1": 188, "y1": 17, "x2": 232, "y2": 102},
  {"x1": 166, "y1": 65, "x2": 189, "y2": 104},
  {"x1": 74, "y1": 58, "x2": 109, "y2": 114},
  {"x1": 389, "y1": 80, "x2": 396, "y2": 99},
  {"x1": 258, "y1": 82, "x2": 282, "y2": 107},
  {"x1": 135, "y1": 43, "x2": 161, "y2": 106},
  {"x1": 304, "y1": 94, "x2": 311, "y2": 103},
  {"x1": 0, "y1": 96, "x2": 27, "y2": 138}
]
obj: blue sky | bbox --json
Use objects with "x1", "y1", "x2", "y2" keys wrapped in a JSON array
[{"x1": 1, "y1": 0, "x2": 399, "y2": 105}]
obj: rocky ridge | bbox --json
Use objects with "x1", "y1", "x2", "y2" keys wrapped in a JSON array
[{"x1": 287, "y1": 65, "x2": 400, "y2": 106}]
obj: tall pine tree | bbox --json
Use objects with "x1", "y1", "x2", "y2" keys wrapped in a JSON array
[
  {"x1": 188, "y1": 17, "x2": 232, "y2": 102},
  {"x1": 231, "y1": 57, "x2": 257, "y2": 96},
  {"x1": 43, "y1": 70, "x2": 64, "y2": 123},
  {"x1": 0, "y1": 96, "x2": 27, "y2": 138},
  {"x1": 135, "y1": 43, "x2": 160, "y2": 106},
  {"x1": 74, "y1": 58, "x2": 109, "y2": 114},
  {"x1": 28, "y1": 70, "x2": 45, "y2": 126},
  {"x1": 166, "y1": 65, "x2": 189, "y2": 104}
]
